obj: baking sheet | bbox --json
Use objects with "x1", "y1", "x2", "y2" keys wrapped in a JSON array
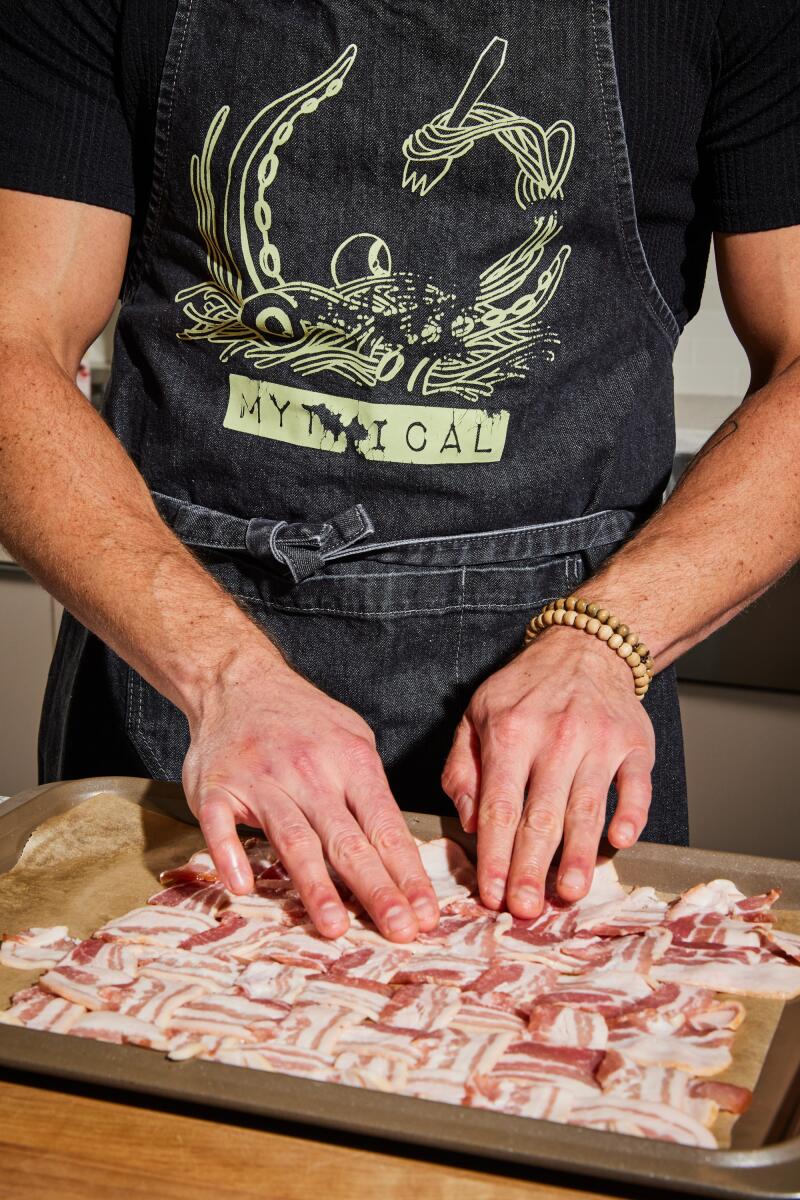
[{"x1": 0, "y1": 778, "x2": 799, "y2": 1199}]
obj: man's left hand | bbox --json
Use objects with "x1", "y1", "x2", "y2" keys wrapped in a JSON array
[{"x1": 441, "y1": 629, "x2": 655, "y2": 917}]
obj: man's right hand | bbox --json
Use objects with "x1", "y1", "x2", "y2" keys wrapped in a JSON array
[{"x1": 182, "y1": 650, "x2": 440, "y2": 942}]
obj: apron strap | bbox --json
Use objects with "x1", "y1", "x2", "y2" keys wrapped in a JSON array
[{"x1": 152, "y1": 491, "x2": 374, "y2": 583}]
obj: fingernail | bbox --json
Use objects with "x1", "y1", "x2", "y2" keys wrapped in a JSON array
[
  {"x1": 560, "y1": 868, "x2": 585, "y2": 891},
  {"x1": 485, "y1": 879, "x2": 505, "y2": 906},
  {"x1": 320, "y1": 902, "x2": 346, "y2": 929},
  {"x1": 512, "y1": 886, "x2": 540, "y2": 909},
  {"x1": 230, "y1": 866, "x2": 251, "y2": 894},
  {"x1": 458, "y1": 794, "x2": 474, "y2": 826},
  {"x1": 412, "y1": 895, "x2": 438, "y2": 922},
  {"x1": 615, "y1": 822, "x2": 635, "y2": 844},
  {"x1": 386, "y1": 905, "x2": 416, "y2": 934}
]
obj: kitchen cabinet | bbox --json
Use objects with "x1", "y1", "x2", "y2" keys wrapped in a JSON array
[{"x1": 0, "y1": 565, "x2": 59, "y2": 794}]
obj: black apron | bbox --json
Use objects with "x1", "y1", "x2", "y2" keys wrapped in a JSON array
[{"x1": 40, "y1": 0, "x2": 688, "y2": 843}]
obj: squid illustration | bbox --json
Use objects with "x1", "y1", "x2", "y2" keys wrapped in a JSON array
[{"x1": 175, "y1": 39, "x2": 574, "y2": 403}]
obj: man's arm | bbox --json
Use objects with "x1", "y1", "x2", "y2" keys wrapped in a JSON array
[
  {"x1": 0, "y1": 190, "x2": 438, "y2": 940},
  {"x1": 442, "y1": 225, "x2": 800, "y2": 915}
]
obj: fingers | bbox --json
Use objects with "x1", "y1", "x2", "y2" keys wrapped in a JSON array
[
  {"x1": 608, "y1": 746, "x2": 653, "y2": 849},
  {"x1": 555, "y1": 756, "x2": 615, "y2": 902},
  {"x1": 441, "y1": 716, "x2": 481, "y2": 833},
  {"x1": 194, "y1": 785, "x2": 254, "y2": 895},
  {"x1": 505, "y1": 744, "x2": 581, "y2": 918},
  {"x1": 476, "y1": 735, "x2": 534, "y2": 911},
  {"x1": 347, "y1": 773, "x2": 439, "y2": 932},
  {"x1": 313, "y1": 806, "x2": 421, "y2": 943},
  {"x1": 260, "y1": 792, "x2": 351, "y2": 938}
]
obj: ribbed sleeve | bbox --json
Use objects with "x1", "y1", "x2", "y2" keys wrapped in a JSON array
[
  {"x1": 700, "y1": 0, "x2": 800, "y2": 233},
  {"x1": 0, "y1": 0, "x2": 134, "y2": 215}
]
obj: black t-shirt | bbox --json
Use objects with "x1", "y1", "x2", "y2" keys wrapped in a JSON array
[{"x1": 1, "y1": 1, "x2": 799, "y2": 330}]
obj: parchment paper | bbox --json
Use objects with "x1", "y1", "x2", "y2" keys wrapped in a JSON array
[{"x1": 1, "y1": 792, "x2": 798, "y2": 1150}]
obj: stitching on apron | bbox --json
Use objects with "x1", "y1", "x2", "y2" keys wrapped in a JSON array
[
  {"x1": 455, "y1": 566, "x2": 466, "y2": 686},
  {"x1": 131, "y1": 669, "x2": 168, "y2": 776},
  {"x1": 241, "y1": 601, "x2": 557, "y2": 617}
]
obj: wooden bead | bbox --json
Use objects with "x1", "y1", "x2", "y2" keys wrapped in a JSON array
[
  {"x1": 634, "y1": 643, "x2": 648, "y2": 657},
  {"x1": 586, "y1": 602, "x2": 599, "y2": 618},
  {"x1": 617, "y1": 624, "x2": 629, "y2": 640},
  {"x1": 627, "y1": 651, "x2": 641, "y2": 667},
  {"x1": 543, "y1": 610, "x2": 555, "y2": 626},
  {"x1": 553, "y1": 608, "x2": 566, "y2": 624},
  {"x1": 632, "y1": 663, "x2": 648, "y2": 678},
  {"x1": 563, "y1": 609, "x2": 578, "y2": 626},
  {"x1": 575, "y1": 598, "x2": 588, "y2": 614},
  {"x1": 608, "y1": 633, "x2": 623, "y2": 650},
  {"x1": 607, "y1": 616, "x2": 621, "y2": 632},
  {"x1": 574, "y1": 613, "x2": 589, "y2": 630},
  {"x1": 627, "y1": 634, "x2": 639, "y2": 651},
  {"x1": 546, "y1": 601, "x2": 556, "y2": 612},
  {"x1": 555, "y1": 598, "x2": 566, "y2": 610},
  {"x1": 597, "y1": 623, "x2": 613, "y2": 642},
  {"x1": 565, "y1": 596, "x2": 577, "y2": 611},
  {"x1": 596, "y1": 608, "x2": 610, "y2": 625},
  {"x1": 617, "y1": 642, "x2": 633, "y2": 658},
  {"x1": 586, "y1": 617, "x2": 601, "y2": 634}
]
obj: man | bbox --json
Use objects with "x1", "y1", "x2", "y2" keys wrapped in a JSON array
[{"x1": 0, "y1": 1, "x2": 798, "y2": 944}]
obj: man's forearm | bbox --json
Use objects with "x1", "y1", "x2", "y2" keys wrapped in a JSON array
[
  {"x1": 584, "y1": 356, "x2": 800, "y2": 670},
  {"x1": 0, "y1": 337, "x2": 286, "y2": 721}
]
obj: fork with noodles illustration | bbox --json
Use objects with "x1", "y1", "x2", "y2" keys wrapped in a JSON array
[{"x1": 402, "y1": 36, "x2": 574, "y2": 208}]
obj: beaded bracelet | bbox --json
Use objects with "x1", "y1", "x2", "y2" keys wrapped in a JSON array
[{"x1": 523, "y1": 596, "x2": 655, "y2": 700}]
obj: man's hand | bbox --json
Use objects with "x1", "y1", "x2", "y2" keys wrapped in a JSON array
[
  {"x1": 182, "y1": 651, "x2": 439, "y2": 942},
  {"x1": 441, "y1": 629, "x2": 655, "y2": 917}
]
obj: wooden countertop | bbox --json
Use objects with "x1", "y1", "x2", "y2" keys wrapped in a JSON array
[{"x1": 0, "y1": 1076, "x2": 647, "y2": 1200}]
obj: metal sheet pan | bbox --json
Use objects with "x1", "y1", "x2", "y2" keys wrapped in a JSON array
[{"x1": 0, "y1": 776, "x2": 798, "y2": 1199}]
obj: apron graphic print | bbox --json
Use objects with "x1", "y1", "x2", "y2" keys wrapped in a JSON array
[{"x1": 174, "y1": 37, "x2": 575, "y2": 465}]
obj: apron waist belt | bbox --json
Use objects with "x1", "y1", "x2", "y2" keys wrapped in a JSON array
[{"x1": 151, "y1": 491, "x2": 640, "y2": 583}]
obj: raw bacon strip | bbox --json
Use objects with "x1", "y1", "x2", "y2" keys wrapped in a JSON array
[
  {"x1": 159, "y1": 849, "x2": 219, "y2": 886},
  {"x1": 416, "y1": 915, "x2": 500, "y2": 958},
  {"x1": 238, "y1": 960, "x2": 315, "y2": 1003},
  {"x1": 734, "y1": 889, "x2": 781, "y2": 919},
  {"x1": 667, "y1": 913, "x2": 763, "y2": 948},
  {"x1": 527, "y1": 1005, "x2": 608, "y2": 1051},
  {"x1": 327, "y1": 945, "x2": 413, "y2": 984},
  {"x1": 139, "y1": 949, "x2": 241, "y2": 992},
  {"x1": 252, "y1": 863, "x2": 294, "y2": 892},
  {"x1": 569, "y1": 1096, "x2": 718, "y2": 1149},
  {"x1": 378, "y1": 984, "x2": 462, "y2": 1032},
  {"x1": 112, "y1": 976, "x2": 206, "y2": 1028},
  {"x1": 335, "y1": 1050, "x2": 408, "y2": 1092},
  {"x1": 69, "y1": 1011, "x2": 170, "y2": 1051},
  {"x1": 668, "y1": 880, "x2": 746, "y2": 920},
  {"x1": 686, "y1": 1000, "x2": 745, "y2": 1032},
  {"x1": 401, "y1": 1073, "x2": 468, "y2": 1105},
  {"x1": 468, "y1": 1076, "x2": 575, "y2": 1122},
  {"x1": 226, "y1": 891, "x2": 305, "y2": 922},
  {"x1": 96, "y1": 906, "x2": 217, "y2": 947},
  {"x1": 178, "y1": 913, "x2": 290, "y2": 957},
  {"x1": 495, "y1": 906, "x2": 578, "y2": 953},
  {"x1": 262, "y1": 928, "x2": 352, "y2": 969},
  {"x1": 298, "y1": 975, "x2": 392, "y2": 1020},
  {"x1": 441, "y1": 898, "x2": 505, "y2": 922},
  {"x1": 489, "y1": 1041, "x2": 603, "y2": 1099},
  {"x1": 764, "y1": 928, "x2": 800, "y2": 963},
  {"x1": 574, "y1": 887, "x2": 668, "y2": 936},
  {"x1": 391, "y1": 951, "x2": 490, "y2": 988},
  {"x1": 168, "y1": 991, "x2": 290, "y2": 1041},
  {"x1": 597, "y1": 1051, "x2": 718, "y2": 1126},
  {"x1": 0, "y1": 985, "x2": 85, "y2": 1033},
  {"x1": 40, "y1": 960, "x2": 137, "y2": 1010},
  {"x1": 535, "y1": 970, "x2": 654, "y2": 1018},
  {"x1": 691, "y1": 1078, "x2": 752, "y2": 1115},
  {"x1": 562, "y1": 929, "x2": 672, "y2": 975},
  {"x1": 336, "y1": 1025, "x2": 437, "y2": 1070},
  {"x1": 146, "y1": 882, "x2": 231, "y2": 917},
  {"x1": 64, "y1": 939, "x2": 140, "y2": 975},
  {"x1": 451, "y1": 996, "x2": 528, "y2": 1036},
  {"x1": 607, "y1": 1011, "x2": 735, "y2": 1076},
  {"x1": 213, "y1": 1042, "x2": 340, "y2": 1082},
  {"x1": 420, "y1": 1028, "x2": 512, "y2": 1079},
  {"x1": 266, "y1": 1002, "x2": 361, "y2": 1055},
  {"x1": 0, "y1": 926, "x2": 78, "y2": 970},
  {"x1": 467, "y1": 960, "x2": 556, "y2": 1012},
  {"x1": 416, "y1": 838, "x2": 477, "y2": 904},
  {"x1": 167, "y1": 1032, "x2": 238, "y2": 1061},
  {"x1": 650, "y1": 945, "x2": 800, "y2": 999}
]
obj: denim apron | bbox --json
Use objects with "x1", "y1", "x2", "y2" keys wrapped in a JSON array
[{"x1": 40, "y1": 0, "x2": 688, "y2": 843}]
